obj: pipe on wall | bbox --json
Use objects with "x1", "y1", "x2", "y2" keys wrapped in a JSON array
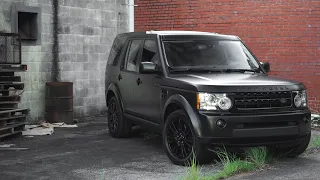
[
  {"x1": 128, "y1": 0, "x2": 134, "y2": 32},
  {"x1": 52, "y1": 0, "x2": 59, "y2": 82}
]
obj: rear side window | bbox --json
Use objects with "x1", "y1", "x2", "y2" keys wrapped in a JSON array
[
  {"x1": 107, "y1": 35, "x2": 127, "y2": 66},
  {"x1": 125, "y1": 39, "x2": 143, "y2": 72}
]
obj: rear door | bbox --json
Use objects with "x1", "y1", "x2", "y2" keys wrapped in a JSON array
[
  {"x1": 132, "y1": 37, "x2": 163, "y2": 124},
  {"x1": 117, "y1": 39, "x2": 143, "y2": 114}
]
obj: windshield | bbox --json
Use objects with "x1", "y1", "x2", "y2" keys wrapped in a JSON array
[{"x1": 163, "y1": 40, "x2": 260, "y2": 71}]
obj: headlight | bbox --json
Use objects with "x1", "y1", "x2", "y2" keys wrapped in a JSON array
[
  {"x1": 197, "y1": 93, "x2": 233, "y2": 110},
  {"x1": 293, "y1": 90, "x2": 307, "y2": 107}
]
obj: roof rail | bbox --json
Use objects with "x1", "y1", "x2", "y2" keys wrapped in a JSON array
[{"x1": 146, "y1": 30, "x2": 155, "y2": 34}]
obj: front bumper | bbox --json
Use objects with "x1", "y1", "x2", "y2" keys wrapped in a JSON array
[{"x1": 197, "y1": 109, "x2": 311, "y2": 147}]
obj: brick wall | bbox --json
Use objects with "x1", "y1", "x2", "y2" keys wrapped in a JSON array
[
  {"x1": 135, "y1": 0, "x2": 320, "y2": 113},
  {"x1": 0, "y1": 0, "x2": 129, "y2": 122}
]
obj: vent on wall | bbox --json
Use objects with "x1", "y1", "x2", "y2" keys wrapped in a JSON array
[
  {"x1": 18, "y1": 12, "x2": 38, "y2": 40},
  {"x1": 11, "y1": 4, "x2": 41, "y2": 45}
]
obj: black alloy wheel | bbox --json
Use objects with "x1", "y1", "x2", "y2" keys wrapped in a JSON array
[
  {"x1": 163, "y1": 110, "x2": 210, "y2": 166},
  {"x1": 166, "y1": 116, "x2": 194, "y2": 160},
  {"x1": 108, "y1": 98, "x2": 119, "y2": 134},
  {"x1": 107, "y1": 96, "x2": 131, "y2": 138}
]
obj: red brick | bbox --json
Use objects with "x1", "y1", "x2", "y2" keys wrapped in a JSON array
[{"x1": 135, "y1": 0, "x2": 320, "y2": 113}]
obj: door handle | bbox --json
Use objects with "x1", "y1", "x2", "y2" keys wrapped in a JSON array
[
  {"x1": 118, "y1": 74, "x2": 122, "y2": 81},
  {"x1": 136, "y1": 78, "x2": 142, "y2": 85}
]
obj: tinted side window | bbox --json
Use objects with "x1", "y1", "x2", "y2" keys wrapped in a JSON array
[
  {"x1": 107, "y1": 35, "x2": 127, "y2": 66},
  {"x1": 125, "y1": 39, "x2": 142, "y2": 72},
  {"x1": 141, "y1": 39, "x2": 159, "y2": 66}
]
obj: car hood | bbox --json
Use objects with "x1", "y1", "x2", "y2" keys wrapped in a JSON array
[{"x1": 168, "y1": 73, "x2": 304, "y2": 92}]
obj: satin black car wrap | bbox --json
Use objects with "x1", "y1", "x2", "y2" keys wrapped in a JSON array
[{"x1": 105, "y1": 31, "x2": 311, "y2": 165}]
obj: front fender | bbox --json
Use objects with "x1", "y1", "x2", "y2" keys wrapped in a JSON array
[
  {"x1": 163, "y1": 94, "x2": 202, "y2": 137},
  {"x1": 106, "y1": 83, "x2": 124, "y2": 111}
]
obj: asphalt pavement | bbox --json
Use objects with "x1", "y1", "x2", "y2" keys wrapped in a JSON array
[
  {"x1": 0, "y1": 116, "x2": 319, "y2": 180},
  {"x1": 0, "y1": 117, "x2": 219, "y2": 180}
]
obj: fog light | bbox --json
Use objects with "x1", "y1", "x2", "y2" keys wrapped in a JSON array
[{"x1": 216, "y1": 119, "x2": 226, "y2": 128}]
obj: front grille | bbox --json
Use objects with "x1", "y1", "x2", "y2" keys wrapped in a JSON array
[{"x1": 234, "y1": 91, "x2": 292, "y2": 109}]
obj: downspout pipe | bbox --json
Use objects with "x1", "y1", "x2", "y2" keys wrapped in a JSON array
[
  {"x1": 52, "y1": 0, "x2": 59, "y2": 82},
  {"x1": 128, "y1": 0, "x2": 134, "y2": 32}
]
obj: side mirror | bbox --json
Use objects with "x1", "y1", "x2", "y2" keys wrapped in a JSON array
[
  {"x1": 260, "y1": 62, "x2": 270, "y2": 73},
  {"x1": 139, "y1": 62, "x2": 160, "y2": 74}
]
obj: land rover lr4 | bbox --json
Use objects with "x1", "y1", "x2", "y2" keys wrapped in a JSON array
[{"x1": 105, "y1": 31, "x2": 311, "y2": 166}]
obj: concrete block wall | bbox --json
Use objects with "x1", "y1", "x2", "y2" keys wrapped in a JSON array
[
  {"x1": 0, "y1": 0, "x2": 129, "y2": 122},
  {"x1": 58, "y1": 0, "x2": 129, "y2": 117}
]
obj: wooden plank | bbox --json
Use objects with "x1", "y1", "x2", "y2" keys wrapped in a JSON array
[
  {"x1": 0, "y1": 89, "x2": 24, "y2": 96},
  {"x1": 0, "y1": 101, "x2": 20, "y2": 104},
  {"x1": 0, "y1": 72, "x2": 14, "y2": 76},
  {"x1": 0, "y1": 104, "x2": 18, "y2": 110},
  {"x1": 0, "y1": 82, "x2": 24, "y2": 84},
  {"x1": 0, "y1": 64, "x2": 27, "y2": 72},
  {"x1": 0, "y1": 131, "x2": 22, "y2": 139},
  {"x1": 0, "y1": 115, "x2": 26, "y2": 122},
  {"x1": 0, "y1": 114, "x2": 26, "y2": 120},
  {"x1": 0, "y1": 95, "x2": 20, "y2": 101},
  {"x1": 0, "y1": 123, "x2": 25, "y2": 132},
  {"x1": 0, "y1": 108, "x2": 29, "y2": 114},
  {"x1": 0, "y1": 84, "x2": 24, "y2": 90},
  {"x1": 0, "y1": 76, "x2": 21, "y2": 82}
]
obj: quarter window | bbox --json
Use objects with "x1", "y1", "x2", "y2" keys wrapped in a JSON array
[{"x1": 107, "y1": 34, "x2": 127, "y2": 66}]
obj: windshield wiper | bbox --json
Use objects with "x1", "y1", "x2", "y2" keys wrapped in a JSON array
[
  {"x1": 168, "y1": 67, "x2": 219, "y2": 73},
  {"x1": 220, "y1": 69, "x2": 261, "y2": 73},
  {"x1": 168, "y1": 67, "x2": 261, "y2": 73}
]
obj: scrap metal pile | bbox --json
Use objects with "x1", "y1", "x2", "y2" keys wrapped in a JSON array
[{"x1": 0, "y1": 33, "x2": 29, "y2": 140}]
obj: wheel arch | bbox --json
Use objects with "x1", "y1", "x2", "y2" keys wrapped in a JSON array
[
  {"x1": 106, "y1": 83, "x2": 124, "y2": 111},
  {"x1": 162, "y1": 94, "x2": 202, "y2": 137}
]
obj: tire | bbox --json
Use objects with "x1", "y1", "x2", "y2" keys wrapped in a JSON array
[
  {"x1": 163, "y1": 110, "x2": 211, "y2": 166},
  {"x1": 267, "y1": 133, "x2": 311, "y2": 157},
  {"x1": 107, "y1": 96, "x2": 131, "y2": 138}
]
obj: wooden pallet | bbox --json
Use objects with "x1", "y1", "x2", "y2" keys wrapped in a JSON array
[
  {"x1": 0, "y1": 64, "x2": 27, "y2": 72},
  {"x1": 0, "y1": 82, "x2": 24, "y2": 90},
  {"x1": 0, "y1": 103, "x2": 18, "y2": 110},
  {"x1": 0, "y1": 95, "x2": 21, "y2": 101},
  {"x1": 0, "y1": 108, "x2": 28, "y2": 140},
  {"x1": 0, "y1": 123, "x2": 25, "y2": 139},
  {"x1": 0, "y1": 89, "x2": 24, "y2": 96},
  {"x1": 0, "y1": 76, "x2": 21, "y2": 82}
]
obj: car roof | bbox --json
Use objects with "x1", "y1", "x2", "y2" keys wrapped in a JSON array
[{"x1": 118, "y1": 30, "x2": 239, "y2": 41}]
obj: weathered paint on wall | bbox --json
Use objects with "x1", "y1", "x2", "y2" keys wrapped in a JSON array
[{"x1": 0, "y1": 0, "x2": 129, "y2": 122}]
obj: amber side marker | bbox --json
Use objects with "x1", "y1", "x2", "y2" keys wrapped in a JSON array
[{"x1": 196, "y1": 94, "x2": 200, "y2": 110}]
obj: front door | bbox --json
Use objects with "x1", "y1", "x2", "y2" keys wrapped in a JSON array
[
  {"x1": 117, "y1": 39, "x2": 143, "y2": 115},
  {"x1": 133, "y1": 38, "x2": 162, "y2": 124}
]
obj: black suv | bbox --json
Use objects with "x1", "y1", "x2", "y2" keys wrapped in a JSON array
[{"x1": 105, "y1": 31, "x2": 311, "y2": 165}]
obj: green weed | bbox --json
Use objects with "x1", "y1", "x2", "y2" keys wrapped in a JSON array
[{"x1": 183, "y1": 147, "x2": 271, "y2": 180}]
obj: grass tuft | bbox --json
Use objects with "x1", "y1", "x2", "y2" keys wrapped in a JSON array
[
  {"x1": 311, "y1": 136, "x2": 320, "y2": 148},
  {"x1": 184, "y1": 147, "x2": 271, "y2": 180},
  {"x1": 245, "y1": 147, "x2": 269, "y2": 168},
  {"x1": 184, "y1": 155, "x2": 200, "y2": 180},
  {"x1": 210, "y1": 159, "x2": 255, "y2": 180}
]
